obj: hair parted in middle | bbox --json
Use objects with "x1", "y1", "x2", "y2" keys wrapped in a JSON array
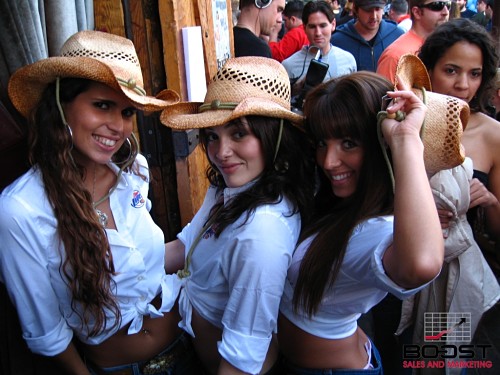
[
  {"x1": 293, "y1": 72, "x2": 395, "y2": 316},
  {"x1": 418, "y1": 18, "x2": 499, "y2": 114}
]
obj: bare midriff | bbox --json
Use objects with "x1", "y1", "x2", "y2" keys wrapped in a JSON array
[
  {"x1": 79, "y1": 296, "x2": 183, "y2": 368},
  {"x1": 278, "y1": 313, "x2": 369, "y2": 370},
  {"x1": 190, "y1": 307, "x2": 279, "y2": 374}
]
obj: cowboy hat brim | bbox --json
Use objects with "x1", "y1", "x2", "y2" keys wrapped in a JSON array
[
  {"x1": 394, "y1": 54, "x2": 469, "y2": 174},
  {"x1": 8, "y1": 56, "x2": 179, "y2": 118},
  {"x1": 395, "y1": 54, "x2": 432, "y2": 91},
  {"x1": 160, "y1": 97, "x2": 304, "y2": 130}
]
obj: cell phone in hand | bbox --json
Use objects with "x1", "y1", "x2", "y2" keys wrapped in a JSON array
[{"x1": 304, "y1": 59, "x2": 329, "y2": 89}]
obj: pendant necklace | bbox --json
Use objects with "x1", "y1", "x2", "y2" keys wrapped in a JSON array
[{"x1": 93, "y1": 165, "x2": 109, "y2": 228}]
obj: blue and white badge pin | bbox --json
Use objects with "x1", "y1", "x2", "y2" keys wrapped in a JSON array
[{"x1": 131, "y1": 190, "x2": 145, "y2": 208}]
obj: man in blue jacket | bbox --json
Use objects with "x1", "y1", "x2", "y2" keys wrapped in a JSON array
[{"x1": 330, "y1": 0, "x2": 404, "y2": 71}]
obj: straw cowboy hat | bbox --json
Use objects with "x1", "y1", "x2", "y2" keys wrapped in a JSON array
[
  {"x1": 160, "y1": 56, "x2": 303, "y2": 130},
  {"x1": 8, "y1": 30, "x2": 179, "y2": 118},
  {"x1": 394, "y1": 54, "x2": 469, "y2": 174}
]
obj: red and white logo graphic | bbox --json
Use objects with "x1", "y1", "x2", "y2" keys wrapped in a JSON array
[{"x1": 424, "y1": 312, "x2": 471, "y2": 342}]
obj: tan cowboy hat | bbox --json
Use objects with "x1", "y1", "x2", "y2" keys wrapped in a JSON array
[
  {"x1": 160, "y1": 56, "x2": 303, "y2": 130},
  {"x1": 8, "y1": 30, "x2": 179, "y2": 118},
  {"x1": 394, "y1": 54, "x2": 469, "y2": 174}
]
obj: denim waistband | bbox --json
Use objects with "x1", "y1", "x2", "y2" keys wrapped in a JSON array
[{"x1": 87, "y1": 332, "x2": 194, "y2": 375}]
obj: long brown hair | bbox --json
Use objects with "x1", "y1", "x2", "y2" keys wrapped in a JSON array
[
  {"x1": 29, "y1": 78, "x2": 139, "y2": 336},
  {"x1": 293, "y1": 72, "x2": 394, "y2": 316},
  {"x1": 199, "y1": 116, "x2": 316, "y2": 236}
]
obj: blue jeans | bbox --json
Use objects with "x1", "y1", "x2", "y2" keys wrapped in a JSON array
[
  {"x1": 281, "y1": 340, "x2": 384, "y2": 375},
  {"x1": 87, "y1": 332, "x2": 203, "y2": 375}
]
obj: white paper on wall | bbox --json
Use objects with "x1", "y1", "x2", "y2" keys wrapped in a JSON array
[{"x1": 182, "y1": 26, "x2": 207, "y2": 102}]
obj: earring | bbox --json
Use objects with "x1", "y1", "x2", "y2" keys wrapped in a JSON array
[
  {"x1": 115, "y1": 133, "x2": 139, "y2": 168},
  {"x1": 274, "y1": 160, "x2": 289, "y2": 174}
]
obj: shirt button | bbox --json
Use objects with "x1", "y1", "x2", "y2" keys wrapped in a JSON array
[
  {"x1": 138, "y1": 276, "x2": 144, "y2": 281},
  {"x1": 140, "y1": 296, "x2": 146, "y2": 301}
]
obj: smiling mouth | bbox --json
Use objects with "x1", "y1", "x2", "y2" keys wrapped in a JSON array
[
  {"x1": 219, "y1": 163, "x2": 240, "y2": 172},
  {"x1": 94, "y1": 135, "x2": 117, "y2": 147},
  {"x1": 331, "y1": 172, "x2": 351, "y2": 181}
]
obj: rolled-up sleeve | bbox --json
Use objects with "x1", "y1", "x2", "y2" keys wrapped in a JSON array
[{"x1": 0, "y1": 194, "x2": 73, "y2": 356}]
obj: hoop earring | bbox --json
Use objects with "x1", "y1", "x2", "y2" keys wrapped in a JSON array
[
  {"x1": 274, "y1": 160, "x2": 289, "y2": 174},
  {"x1": 115, "y1": 133, "x2": 138, "y2": 169}
]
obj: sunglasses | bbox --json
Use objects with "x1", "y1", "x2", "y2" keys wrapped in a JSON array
[{"x1": 418, "y1": 1, "x2": 451, "y2": 11}]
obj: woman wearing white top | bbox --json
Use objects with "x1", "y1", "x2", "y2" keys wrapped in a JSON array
[
  {"x1": 278, "y1": 71, "x2": 448, "y2": 373},
  {"x1": 160, "y1": 57, "x2": 315, "y2": 375},
  {"x1": 0, "y1": 31, "x2": 202, "y2": 375}
]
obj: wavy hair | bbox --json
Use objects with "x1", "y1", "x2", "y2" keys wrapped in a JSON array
[
  {"x1": 293, "y1": 72, "x2": 395, "y2": 316},
  {"x1": 418, "y1": 18, "x2": 499, "y2": 114},
  {"x1": 199, "y1": 116, "x2": 315, "y2": 236},
  {"x1": 29, "y1": 78, "x2": 140, "y2": 337}
]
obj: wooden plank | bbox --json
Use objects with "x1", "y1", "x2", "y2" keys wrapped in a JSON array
[
  {"x1": 196, "y1": 0, "x2": 217, "y2": 80},
  {"x1": 127, "y1": 0, "x2": 182, "y2": 239},
  {"x1": 159, "y1": 0, "x2": 210, "y2": 226},
  {"x1": 93, "y1": 0, "x2": 126, "y2": 36},
  {"x1": 195, "y1": 0, "x2": 235, "y2": 79}
]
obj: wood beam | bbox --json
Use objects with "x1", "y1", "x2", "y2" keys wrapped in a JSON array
[{"x1": 159, "y1": 0, "x2": 211, "y2": 227}]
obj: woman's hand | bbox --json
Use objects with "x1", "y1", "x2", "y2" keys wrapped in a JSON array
[
  {"x1": 469, "y1": 178, "x2": 499, "y2": 209},
  {"x1": 437, "y1": 209, "x2": 454, "y2": 239},
  {"x1": 437, "y1": 209, "x2": 453, "y2": 229},
  {"x1": 380, "y1": 90, "x2": 427, "y2": 149}
]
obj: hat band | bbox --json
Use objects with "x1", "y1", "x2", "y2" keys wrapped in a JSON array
[
  {"x1": 199, "y1": 100, "x2": 238, "y2": 112},
  {"x1": 116, "y1": 77, "x2": 147, "y2": 96}
]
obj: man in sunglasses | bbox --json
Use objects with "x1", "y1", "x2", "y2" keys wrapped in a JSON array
[{"x1": 377, "y1": 0, "x2": 450, "y2": 81}]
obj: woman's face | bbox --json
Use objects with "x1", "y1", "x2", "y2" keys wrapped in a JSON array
[
  {"x1": 428, "y1": 41, "x2": 483, "y2": 104},
  {"x1": 64, "y1": 82, "x2": 136, "y2": 169},
  {"x1": 316, "y1": 137, "x2": 364, "y2": 198},
  {"x1": 205, "y1": 118, "x2": 265, "y2": 188}
]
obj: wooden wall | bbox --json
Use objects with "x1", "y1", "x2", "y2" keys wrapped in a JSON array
[{"x1": 159, "y1": 0, "x2": 234, "y2": 227}]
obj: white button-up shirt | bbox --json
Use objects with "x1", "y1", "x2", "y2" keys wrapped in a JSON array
[{"x1": 0, "y1": 155, "x2": 168, "y2": 356}]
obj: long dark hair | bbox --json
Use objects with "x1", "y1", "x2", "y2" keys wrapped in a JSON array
[
  {"x1": 418, "y1": 18, "x2": 499, "y2": 114},
  {"x1": 199, "y1": 116, "x2": 315, "y2": 236},
  {"x1": 29, "y1": 78, "x2": 139, "y2": 336},
  {"x1": 293, "y1": 72, "x2": 394, "y2": 316}
]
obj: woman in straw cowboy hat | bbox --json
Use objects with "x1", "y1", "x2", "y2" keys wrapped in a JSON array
[
  {"x1": 418, "y1": 18, "x2": 500, "y2": 372},
  {"x1": 277, "y1": 71, "x2": 449, "y2": 373},
  {"x1": 160, "y1": 56, "x2": 315, "y2": 374},
  {"x1": 0, "y1": 30, "x2": 204, "y2": 375},
  {"x1": 380, "y1": 54, "x2": 500, "y2": 375}
]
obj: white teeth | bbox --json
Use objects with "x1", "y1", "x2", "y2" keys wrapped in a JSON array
[
  {"x1": 331, "y1": 173, "x2": 349, "y2": 181},
  {"x1": 94, "y1": 136, "x2": 116, "y2": 147}
]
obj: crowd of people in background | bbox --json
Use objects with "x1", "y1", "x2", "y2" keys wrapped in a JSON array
[{"x1": 1, "y1": 0, "x2": 499, "y2": 374}]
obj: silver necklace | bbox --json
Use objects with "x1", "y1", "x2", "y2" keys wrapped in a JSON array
[{"x1": 93, "y1": 165, "x2": 108, "y2": 228}]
